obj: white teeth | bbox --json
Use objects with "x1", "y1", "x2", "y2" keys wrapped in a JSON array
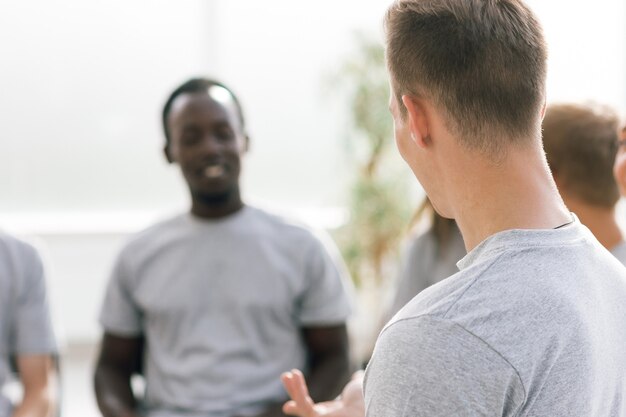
[{"x1": 204, "y1": 165, "x2": 225, "y2": 178}]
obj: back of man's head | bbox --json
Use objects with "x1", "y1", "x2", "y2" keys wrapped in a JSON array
[
  {"x1": 385, "y1": 0, "x2": 547, "y2": 156},
  {"x1": 543, "y1": 104, "x2": 620, "y2": 208}
]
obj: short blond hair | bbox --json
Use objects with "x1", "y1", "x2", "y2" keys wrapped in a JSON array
[
  {"x1": 385, "y1": 0, "x2": 547, "y2": 155},
  {"x1": 543, "y1": 104, "x2": 620, "y2": 208}
]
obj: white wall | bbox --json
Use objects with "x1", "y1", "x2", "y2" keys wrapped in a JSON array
[
  {"x1": 0, "y1": 0, "x2": 215, "y2": 342},
  {"x1": 1, "y1": 1, "x2": 624, "y2": 344},
  {"x1": 214, "y1": 0, "x2": 392, "y2": 208},
  {"x1": 0, "y1": 0, "x2": 397, "y2": 343},
  {"x1": 0, "y1": 0, "x2": 215, "y2": 215},
  {"x1": 529, "y1": 0, "x2": 626, "y2": 113},
  {"x1": 2, "y1": 0, "x2": 624, "y2": 216}
]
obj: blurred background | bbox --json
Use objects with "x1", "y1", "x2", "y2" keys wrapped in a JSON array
[{"x1": 0, "y1": 1, "x2": 624, "y2": 416}]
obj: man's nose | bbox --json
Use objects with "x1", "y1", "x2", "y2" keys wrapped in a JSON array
[{"x1": 198, "y1": 135, "x2": 223, "y2": 156}]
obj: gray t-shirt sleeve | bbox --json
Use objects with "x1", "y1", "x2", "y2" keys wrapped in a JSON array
[
  {"x1": 297, "y1": 234, "x2": 352, "y2": 326},
  {"x1": 12, "y1": 246, "x2": 56, "y2": 355},
  {"x1": 99, "y1": 254, "x2": 143, "y2": 336},
  {"x1": 389, "y1": 235, "x2": 435, "y2": 317},
  {"x1": 364, "y1": 315, "x2": 525, "y2": 417}
]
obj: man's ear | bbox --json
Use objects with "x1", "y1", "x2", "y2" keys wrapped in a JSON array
[
  {"x1": 614, "y1": 151, "x2": 626, "y2": 196},
  {"x1": 552, "y1": 171, "x2": 562, "y2": 188},
  {"x1": 242, "y1": 134, "x2": 250, "y2": 153},
  {"x1": 540, "y1": 100, "x2": 547, "y2": 121},
  {"x1": 163, "y1": 145, "x2": 174, "y2": 164},
  {"x1": 401, "y1": 95, "x2": 430, "y2": 148}
]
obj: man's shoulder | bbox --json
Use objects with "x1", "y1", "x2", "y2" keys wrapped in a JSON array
[
  {"x1": 396, "y1": 240, "x2": 626, "y2": 360},
  {"x1": 0, "y1": 232, "x2": 42, "y2": 293},
  {"x1": 374, "y1": 233, "x2": 626, "y2": 416},
  {"x1": 128, "y1": 213, "x2": 188, "y2": 240},
  {"x1": 610, "y1": 240, "x2": 626, "y2": 266},
  {"x1": 392, "y1": 239, "x2": 626, "y2": 343},
  {"x1": 390, "y1": 249, "x2": 494, "y2": 323},
  {"x1": 116, "y1": 213, "x2": 188, "y2": 259},
  {"x1": 247, "y1": 205, "x2": 311, "y2": 231},
  {"x1": 0, "y1": 231, "x2": 40, "y2": 263},
  {"x1": 245, "y1": 206, "x2": 324, "y2": 246},
  {"x1": 437, "y1": 241, "x2": 626, "y2": 321}
]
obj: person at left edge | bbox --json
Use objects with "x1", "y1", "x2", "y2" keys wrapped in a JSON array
[{"x1": 0, "y1": 232, "x2": 57, "y2": 417}]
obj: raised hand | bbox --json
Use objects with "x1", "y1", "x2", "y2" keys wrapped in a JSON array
[{"x1": 281, "y1": 369, "x2": 365, "y2": 417}]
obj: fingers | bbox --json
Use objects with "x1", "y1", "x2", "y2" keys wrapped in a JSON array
[
  {"x1": 283, "y1": 400, "x2": 299, "y2": 415},
  {"x1": 281, "y1": 372, "x2": 301, "y2": 416},
  {"x1": 281, "y1": 369, "x2": 315, "y2": 417},
  {"x1": 293, "y1": 369, "x2": 313, "y2": 403},
  {"x1": 614, "y1": 152, "x2": 626, "y2": 195},
  {"x1": 282, "y1": 369, "x2": 310, "y2": 405},
  {"x1": 351, "y1": 370, "x2": 364, "y2": 380}
]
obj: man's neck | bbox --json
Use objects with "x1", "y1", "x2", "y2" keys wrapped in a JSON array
[
  {"x1": 187, "y1": 183, "x2": 246, "y2": 219},
  {"x1": 190, "y1": 194, "x2": 244, "y2": 219},
  {"x1": 449, "y1": 144, "x2": 572, "y2": 252},
  {"x1": 562, "y1": 198, "x2": 623, "y2": 251}
]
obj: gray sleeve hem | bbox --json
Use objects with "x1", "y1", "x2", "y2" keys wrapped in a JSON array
[
  {"x1": 10, "y1": 346, "x2": 58, "y2": 355},
  {"x1": 99, "y1": 319, "x2": 143, "y2": 338},
  {"x1": 368, "y1": 314, "x2": 526, "y2": 417},
  {"x1": 385, "y1": 314, "x2": 528, "y2": 409},
  {"x1": 298, "y1": 312, "x2": 351, "y2": 327}
]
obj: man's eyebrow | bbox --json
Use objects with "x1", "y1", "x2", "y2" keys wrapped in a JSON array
[{"x1": 180, "y1": 118, "x2": 231, "y2": 129}]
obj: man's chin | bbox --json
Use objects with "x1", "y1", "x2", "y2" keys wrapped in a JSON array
[{"x1": 192, "y1": 189, "x2": 233, "y2": 205}]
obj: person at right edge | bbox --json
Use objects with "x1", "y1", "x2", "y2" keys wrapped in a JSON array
[
  {"x1": 281, "y1": 0, "x2": 626, "y2": 416},
  {"x1": 542, "y1": 103, "x2": 626, "y2": 264}
]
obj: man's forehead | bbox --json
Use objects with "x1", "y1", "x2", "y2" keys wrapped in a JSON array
[
  {"x1": 207, "y1": 85, "x2": 235, "y2": 106},
  {"x1": 170, "y1": 89, "x2": 238, "y2": 122}
]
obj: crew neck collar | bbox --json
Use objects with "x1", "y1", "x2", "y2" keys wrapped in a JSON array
[
  {"x1": 186, "y1": 205, "x2": 250, "y2": 226},
  {"x1": 457, "y1": 214, "x2": 585, "y2": 271}
]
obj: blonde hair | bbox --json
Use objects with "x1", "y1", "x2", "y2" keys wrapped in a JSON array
[
  {"x1": 543, "y1": 103, "x2": 620, "y2": 208},
  {"x1": 385, "y1": 0, "x2": 547, "y2": 156}
]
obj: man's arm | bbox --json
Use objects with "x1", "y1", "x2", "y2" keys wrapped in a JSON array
[
  {"x1": 300, "y1": 325, "x2": 350, "y2": 402},
  {"x1": 94, "y1": 333, "x2": 144, "y2": 417},
  {"x1": 12, "y1": 355, "x2": 56, "y2": 417},
  {"x1": 250, "y1": 325, "x2": 350, "y2": 417}
]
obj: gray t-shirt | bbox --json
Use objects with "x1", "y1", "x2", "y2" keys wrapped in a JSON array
[
  {"x1": 364, "y1": 220, "x2": 626, "y2": 416},
  {"x1": 99, "y1": 206, "x2": 353, "y2": 417},
  {"x1": 610, "y1": 240, "x2": 626, "y2": 265},
  {"x1": 0, "y1": 233, "x2": 57, "y2": 417},
  {"x1": 389, "y1": 222, "x2": 466, "y2": 316}
]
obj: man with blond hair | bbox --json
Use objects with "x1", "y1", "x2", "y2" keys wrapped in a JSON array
[
  {"x1": 281, "y1": 0, "x2": 626, "y2": 415},
  {"x1": 543, "y1": 103, "x2": 626, "y2": 263}
]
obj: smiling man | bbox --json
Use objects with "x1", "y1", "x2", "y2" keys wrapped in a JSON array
[
  {"x1": 281, "y1": 0, "x2": 626, "y2": 416},
  {"x1": 94, "y1": 78, "x2": 352, "y2": 417}
]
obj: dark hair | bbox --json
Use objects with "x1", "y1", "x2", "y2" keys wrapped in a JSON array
[
  {"x1": 385, "y1": 0, "x2": 547, "y2": 156},
  {"x1": 162, "y1": 78, "x2": 246, "y2": 148},
  {"x1": 543, "y1": 103, "x2": 620, "y2": 208}
]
